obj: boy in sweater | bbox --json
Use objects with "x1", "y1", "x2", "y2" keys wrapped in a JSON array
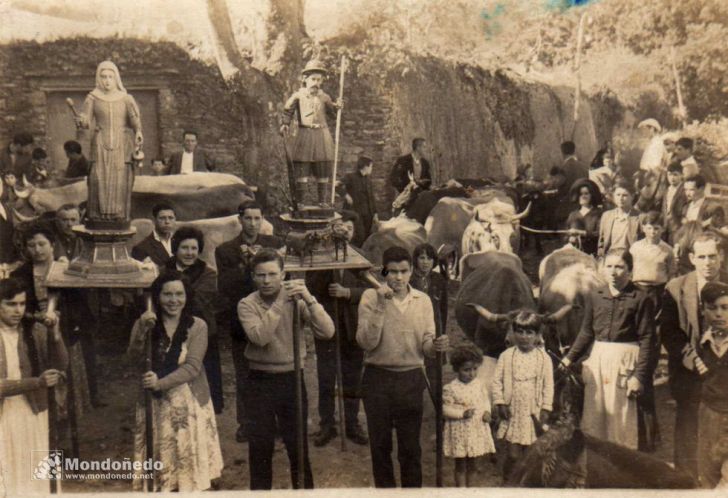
[
  {"x1": 237, "y1": 248, "x2": 334, "y2": 489},
  {"x1": 357, "y1": 245, "x2": 449, "y2": 487},
  {"x1": 696, "y1": 282, "x2": 728, "y2": 488}
]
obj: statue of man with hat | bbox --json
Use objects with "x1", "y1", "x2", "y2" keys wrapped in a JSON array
[{"x1": 280, "y1": 59, "x2": 343, "y2": 208}]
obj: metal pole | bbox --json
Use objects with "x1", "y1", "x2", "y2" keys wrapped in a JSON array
[
  {"x1": 292, "y1": 296, "x2": 305, "y2": 489},
  {"x1": 143, "y1": 294, "x2": 155, "y2": 492},
  {"x1": 332, "y1": 270, "x2": 347, "y2": 451},
  {"x1": 330, "y1": 56, "x2": 347, "y2": 205}
]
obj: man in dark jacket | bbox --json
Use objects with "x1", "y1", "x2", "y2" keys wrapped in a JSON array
[
  {"x1": 131, "y1": 203, "x2": 176, "y2": 268},
  {"x1": 661, "y1": 233, "x2": 728, "y2": 480},
  {"x1": 306, "y1": 210, "x2": 370, "y2": 447},
  {"x1": 63, "y1": 141, "x2": 90, "y2": 178},
  {"x1": 390, "y1": 138, "x2": 432, "y2": 194},
  {"x1": 343, "y1": 156, "x2": 378, "y2": 244},
  {"x1": 167, "y1": 130, "x2": 216, "y2": 174},
  {"x1": 215, "y1": 200, "x2": 282, "y2": 442}
]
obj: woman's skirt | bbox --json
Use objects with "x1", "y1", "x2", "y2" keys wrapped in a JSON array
[
  {"x1": 132, "y1": 383, "x2": 223, "y2": 492},
  {"x1": 580, "y1": 341, "x2": 640, "y2": 449}
]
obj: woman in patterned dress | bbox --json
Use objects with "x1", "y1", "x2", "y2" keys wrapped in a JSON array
[
  {"x1": 128, "y1": 271, "x2": 223, "y2": 492},
  {"x1": 442, "y1": 343, "x2": 495, "y2": 487},
  {"x1": 491, "y1": 310, "x2": 554, "y2": 479}
]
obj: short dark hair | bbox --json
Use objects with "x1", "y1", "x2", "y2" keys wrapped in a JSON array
[
  {"x1": 566, "y1": 217, "x2": 587, "y2": 232},
  {"x1": 449, "y1": 343, "x2": 483, "y2": 371},
  {"x1": 604, "y1": 248, "x2": 633, "y2": 271},
  {"x1": 382, "y1": 246, "x2": 412, "y2": 270},
  {"x1": 63, "y1": 140, "x2": 82, "y2": 154},
  {"x1": 238, "y1": 200, "x2": 262, "y2": 216},
  {"x1": 152, "y1": 203, "x2": 175, "y2": 218},
  {"x1": 666, "y1": 161, "x2": 684, "y2": 174},
  {"x1": 150, "y1": 270, "x2": 194, "y2": 316},
  {"x1": 31, "y1": 148, "x2": 47, "y2": 161},
  {"x1": 413, "y1": 243, "x2": 437, "y2": 263},
  {"x1": 412, "y1": 138, "x2": 426, "y2": 150},
  {"x1": 690, "y1": 233, "x2": 723, "y2": 254},
  {"x1": 703, "y1": 204, "x2": 725, "y2": 225},
  {"x1": 12, "y1": 132, "x2": 33, "y2": 146},
  {"x1": 357, "y1": 156, "x2": 373, "y2": 171},
  {"x1": 701, "y1": 281, "x2": 728, "y2": 307},
  {"x1": 676, "y1": 137, "x2": 694, "y2": 150},
  {"x1": 684, "y1": 174, "x2": 706, "y2": 189},
  {"x1": 171, "y1": 226, "x2": 205, "y2": 255},
  {"x1": 250, "y1": 247, "x2": 284, "y2": 271},
  {"x1": 512, "y1": 309, "x2": 544, "y2": 332},
  {"x1": 57, "y1": 203, "x2": 80, "y2": 215},
  {"x1": 182, "y1": 130, "x2": 198, "y2": 139},
  {"x1": 0, "y1": 278, "x2": 28, "y2": 302},
  {"x1": 561, "y1": 141, "x2": 576, "y2": 155},
  {"x1": 22, "y1": 224, "x2": 56, "y2": 247},
  {"x1": 639, "y1": 210, "x2": 663, "y2": 227},
  {"x1": 612, "y1": 179, "x2": 634, "y2": 196}
]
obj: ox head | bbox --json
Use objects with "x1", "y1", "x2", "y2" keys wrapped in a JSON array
[
  {"x1": 466, "y1": 302, "x2": 573, "y2": 347},
  {"x1": 465, "y1": 201, "x2": 531, "y2": 255}
]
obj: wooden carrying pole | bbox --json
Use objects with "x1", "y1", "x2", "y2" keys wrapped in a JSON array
[
  {"x1": 144, "y1": 294, "x2": 155, "y2": 492},
  {"x1": 333, "y1": 270, "x2": 347, "y2": 451},
  {"x1": 331, "y1": 56, "x2": 347, "y2": 205},
  {"x1": 435, "y1": 322, "x2": 444, "y2": 487},
  {"x1": 292, "y1": 296, "x2": 305, "y2": 489},
  {"x1": 46, "y1": 294, "x2": 60, "y2": 494}
]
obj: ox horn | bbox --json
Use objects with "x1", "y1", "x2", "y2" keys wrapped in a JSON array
[
  {"x1": 466, "y1": 303, "x2": 508, "y2": 322},
  {"x1": 12, "y1": 208, "x2": 39, "y2": 224},
  {"x1": 510, "y1": 201, "x2": 532, "y2": 223},
  {"x1": 543, "y1": 304, "x2": 574, "y2": 324}
]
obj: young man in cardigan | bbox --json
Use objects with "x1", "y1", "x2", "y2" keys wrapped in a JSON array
[{"x1": 357, "y1": 245, "x2": 449, "y2": 487}]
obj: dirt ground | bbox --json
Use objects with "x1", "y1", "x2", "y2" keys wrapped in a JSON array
[{"x1": 61, "y1": 239, "x2": 677, "y2": 491}]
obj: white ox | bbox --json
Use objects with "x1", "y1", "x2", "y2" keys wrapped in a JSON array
[
  {"x1": 461, "y1": 198, "x2": 530, "y2": 257},
  {"x1": 128, "y1": 214, "x2": 274, "y2": 271}
]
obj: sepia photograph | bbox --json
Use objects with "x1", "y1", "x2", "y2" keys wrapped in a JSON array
[{"x1": 0, "y1": 0, "x2": 727, "y2": 495}]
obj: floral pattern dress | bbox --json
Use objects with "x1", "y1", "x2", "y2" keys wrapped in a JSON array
[
  {"x1": 442, "y1": 377, "x2": 496, "y2": 458},
  {"x1": 132, "y1": 341, "x2": 223, "y2": 492},
  {"x1": 495, "y1": 348, "x2": 542, "y2": 445}
]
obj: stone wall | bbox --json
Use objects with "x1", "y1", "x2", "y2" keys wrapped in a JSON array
[{"x1": 0, "y1": 38, "x2": 626, "y2": 217}]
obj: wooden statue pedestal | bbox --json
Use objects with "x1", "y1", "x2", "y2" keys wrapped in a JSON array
[{"x1": 46, "y1": 225, "x2": 157, "y2": 289}]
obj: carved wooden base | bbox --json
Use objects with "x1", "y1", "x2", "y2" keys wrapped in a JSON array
[{"x1": 44, "y1": 226, "x2": 156, "y2": 289}]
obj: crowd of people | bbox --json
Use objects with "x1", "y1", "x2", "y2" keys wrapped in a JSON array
[{"x1": 1, "y1": 113, "x2": 728, "y2": 494}]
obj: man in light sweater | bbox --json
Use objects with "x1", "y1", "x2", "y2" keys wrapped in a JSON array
[
  {"x1": 237, "y1": 248, "x2": 334, "y2": 490},
  {"x1": 357, "y1": 246, "x2": 449, "y2": 488}
]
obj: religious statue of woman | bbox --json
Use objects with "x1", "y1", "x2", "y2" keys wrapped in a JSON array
[{"x1": 75, "y1": 61, "x2": 142, "y2": 230}]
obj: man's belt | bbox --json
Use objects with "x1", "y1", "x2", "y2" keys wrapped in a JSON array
[{"x1": 298, "y1": 124, "x2": 328, "y2": 129}]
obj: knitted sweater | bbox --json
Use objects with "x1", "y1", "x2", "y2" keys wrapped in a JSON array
[
  {"x1": 356, "y1": 286, "x2": 436, "y2": 371},
  {"x1": 238, "y1": 288, "x2": 334, "y2": 372}
]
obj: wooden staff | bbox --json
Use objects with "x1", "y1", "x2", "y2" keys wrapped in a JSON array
[
  {"x1": 332, "y1": 269, "x2": 347, "y2": 451},
  {"x1": 46, "y1": 293, "x2": 60, "y2": 494},
  {"x1": 571, "y1": 12, "x2": 588, "y2": 140},
  {"x1": 671, "y1": 45, "x2": 687, "y2": 128},
  {"x1": 292, "y1": 293, "x2": 305, "y2": 489},
  {"x1": 330, "y1": 56, "x2": 347, "y2": 205},
  {"x1": 143, "y1": 294, "x2": 155, "y2": 492},
  {"x1": 435, "y1": 313, "x2": 444, "y2": 487},
  {"x1": 65, "y1": 98, "x2": 84, "y2": 141}
]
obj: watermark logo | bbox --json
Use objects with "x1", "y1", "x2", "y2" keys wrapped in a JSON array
[
  {"x1": 30, "y1": 451, "x2": 162, "y2": 481},
  {"x1": 31, "y1": 450, "x2": 63, "y2": 481}
]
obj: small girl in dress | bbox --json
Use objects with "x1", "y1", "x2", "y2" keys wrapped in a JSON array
[
  {"x1": 492, "y1": 310, "x2": 554, "y2": 478},
  {"x1": 442, "y1": 343, "x2": 496, "y2": 487}
]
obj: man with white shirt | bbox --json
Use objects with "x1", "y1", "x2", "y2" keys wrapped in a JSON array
[
  {"x1": 168, "y1": 130, "x2": 216, "y2": 175},
  {"x1": 662, "y1": 234, "x2": 728, "y2": 480},
  {"x1": 682, "y1": 174, "x2": 716, "y2": 224},
  {"x1": 131, "y1": 203, "x2": 176, "y2": 267},
  {"x1": 674, "y1": 137, "x2": 699, "y2": 179}
]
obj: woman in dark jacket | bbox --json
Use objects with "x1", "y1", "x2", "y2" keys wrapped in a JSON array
[
  {"x1": 164, "y1": 226, "x2": 223, "y2": 413},
  {"x1": 410, "y1": 243, "x2": 448, "y2": 388},
  {"x1": 566, "y1": 178, "x2": 603, "y2": 257}
]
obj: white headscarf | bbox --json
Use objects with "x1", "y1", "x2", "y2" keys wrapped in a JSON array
[{"x1": 93, "y1": 60, "x2": 127, "y2": 95}]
